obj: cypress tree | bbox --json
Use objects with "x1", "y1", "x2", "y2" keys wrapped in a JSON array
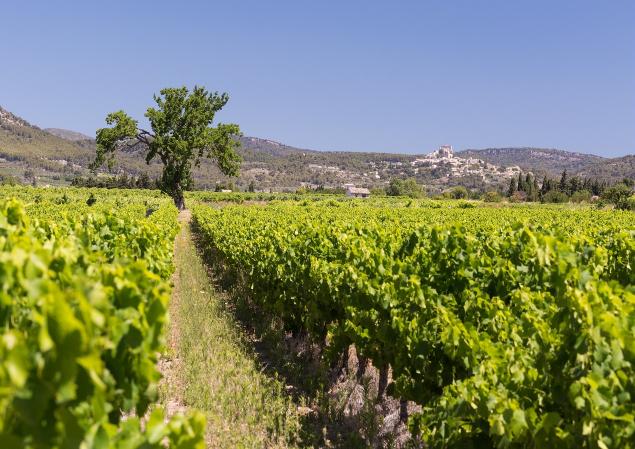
[
  {"x1": 508, "y1": 177, "x2": 518, "y2": 197},
  {"x1": 541, "y1": 176, "x2": 549, "y2": 195},
  {"x1": 559, "y1": 170, "x2": 568, "y2": 192}
]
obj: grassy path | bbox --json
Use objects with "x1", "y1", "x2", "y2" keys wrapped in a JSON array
[{"x1": 161, "y1": 210, "x2": 303, "y2": 448}]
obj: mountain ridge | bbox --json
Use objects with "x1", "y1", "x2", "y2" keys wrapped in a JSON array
[
  {"x1": 457, "y1": 147, "x2": 606, "y2": 177},
  {"x1": 1, "y1": 106, "x2": 632, "y2": 190},
  {"x1": 44, "y1": 128, "x2": 93, "y2": 141}
]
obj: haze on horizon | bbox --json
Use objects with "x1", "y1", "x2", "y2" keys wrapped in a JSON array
[{"x1": 1, "y1": 0, "x2": 633, "y2": 157}]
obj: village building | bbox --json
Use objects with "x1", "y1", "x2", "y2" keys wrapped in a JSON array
[{"x1": 345, "y1": 186, "x2": 371, "y2": 198}]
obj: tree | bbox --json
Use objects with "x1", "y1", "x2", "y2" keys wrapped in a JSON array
[
  {"x1": 482, "y1": 191, "x2": 502, "y2": 202},
  {"x1": 248, "y1": 180, "x2": 256, "y2": 192},
  {"x1": 559, "y1": 170, "x2": 568, "y2": 192},
  {"x1": 543, "y1": 190, "x2": 568, "y2": 203},
  {"x1": 509, "y1": 191, "x2": 527, "y2": 203},
  {"x1": 507, "y1": 177, "x2": 517, "y2": 197},
  {"x1": 570, "y1": 190, "x2": 592, "y2": 203},
  {"x1": 602, "y1": 183, "x2": 634, "y2": 210},
  {"x1": 91, "y1": 86, "x2": 241, "y2": 209},
  {"x1": 569, "y1": 176, "x2": 581, "y2": 195},
  {"x1": 449, "y1": 186, "x2": 469, "y2": 199},
  {"x1": 385, "y1": 178, "x2": 424, "y2": 198},
  {"x1": 517, "y1": 172, "x2": 524, "y2": 192},
  {"x1": 540, "y1": 176, "x2": 549, "y2": 197}
]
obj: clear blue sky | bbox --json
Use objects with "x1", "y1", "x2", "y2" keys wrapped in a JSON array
[{"x1": 1, "y1": 0, "x2": 633, "y2": 156}]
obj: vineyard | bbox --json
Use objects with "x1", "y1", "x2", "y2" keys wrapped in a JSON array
[
  {"x1": 1, "y1": 186, "x2": 633, "y2": 448},
  {"x1": 3, "y1": 1, "x2": 632, "y2": 446},
  {"x1": 192, "y1": 197, "x2": 635, "y2": 449},
  {"x1": 0, "y1": 187, "x2": 204, "y2": 449}
]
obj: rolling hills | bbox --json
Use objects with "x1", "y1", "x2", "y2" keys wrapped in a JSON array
[
  {"x1": 1, "y1": 105, "x2": 632, "y2": 192},
  {"x1": 575, "y1": 154, "x2": 635, "y2": 180},
  {"x1": 457, "y1": 147, "x2": 606, "y2": 177},
  {"x1": 44, "y1": 127, "x2": 93, "y2": 141}
]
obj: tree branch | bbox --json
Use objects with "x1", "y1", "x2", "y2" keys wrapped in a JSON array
[{"x1": 137, "y1": 129, "x2": 154, "y2": 146}]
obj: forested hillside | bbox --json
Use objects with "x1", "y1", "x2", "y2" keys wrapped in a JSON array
[
  {"x1": 458, "y1": 147, "x2": 606, "y2": 177},
  {"x1": 1, "y1": 106, "x2": 632, "y2": 191},
  {"x1": 576, "y1": 154, "x2": 635, "y2": 180}
]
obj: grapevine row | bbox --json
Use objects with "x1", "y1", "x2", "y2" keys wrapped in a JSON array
[
  {"x1": 192, "y1": 202, "x2": 634, "y2": 449},
  {"x1": 0, "y1": 190, "x2": 204, "y2": 449}
]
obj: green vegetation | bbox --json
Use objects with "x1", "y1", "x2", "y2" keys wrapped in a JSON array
[
  {"x1": 192, "y1": 199, "x2": 634, "y2": 449},
  {"x1": 91, "y1": 86, "x2": 242, "y2": 209},
  {"x1": 71, "y1": 172, "x2": 158, "y2": 189},
  {"x1": 602, "y1": 182, "x2": 635, "y2": 210},
  {"x1": 3, "y1": 105, "x2": 632, "y2": 193},
  {"x1": 0, "y1": 187, "x2": 205, "y2": 449},
  {"x1": 448, "y1": 185, "x2": 469, "y2": 199},
  {"x1": 570, "y1": 189, "x2": 592, "y2": 203},
  {"x1": 505, "y1": 170, "x2": 635, "y2": 208},
  {"x1": 482, "y1": 190, "x2": 502, "y2": 202},
  {"x1": 0, "y1": 174, "x2": 20, "y2": 185},
  {"x1": 168, "y1": 212, "x2": 302, "y2": 447},
  {"x1": 542, "y1": 189, "x2": 569, "y2": 203},
  {"x1": 2, "y1": 184, "x2": 634, "y2": 448},
  {"x1": 385, "y1": 178, "x2": 425, "y2": 197}
]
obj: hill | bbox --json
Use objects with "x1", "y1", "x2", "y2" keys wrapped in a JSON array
[
  {"x1": 575, "y1": 154, "x2": 635, "y2": 181},
  {"x1": 44, "y1": 128, "x2": 93, "y2": 141},
  {"x1": 1, "y1": 106, "x2": 95, "y2": 184},
  {"x1": 1, "y1": 105, "x2": 632, "y2": 190},
  {"x1": 457, "y1": 147, "x2": 605, "y2": 177},
  {"x1": 1, "y1": 105, "x2": 516, "y2": 191}
]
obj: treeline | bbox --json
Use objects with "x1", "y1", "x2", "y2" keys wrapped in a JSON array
[
  {"x1": 296, "y1": 184, "x2": 346, "y2": 195},
  {"x1": 71, "y1": 173, "x2": 158, "y2": 189},
  {"x1": 507, "y1": 170, "x2": 634, "y2": 208},
  {"x1": 507, "y1": 170, "x2": 607, "y2": 201}
]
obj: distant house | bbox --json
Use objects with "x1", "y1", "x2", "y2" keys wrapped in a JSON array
[{"x1": 346, "y1": 186, "x2": 371, "y2": 198}]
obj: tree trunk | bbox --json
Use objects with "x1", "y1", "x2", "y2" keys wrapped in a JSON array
[{"x1": 173, "y1": 189, "x2": 186, "y2": 210}]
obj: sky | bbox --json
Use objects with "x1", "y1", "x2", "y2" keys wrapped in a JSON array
[{"x1": 1, "y1": 0, "x2": 633, "y2": 157}]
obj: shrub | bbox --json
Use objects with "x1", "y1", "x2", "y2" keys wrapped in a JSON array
[
  {"x1": 370, "y1": 187, "x2": 386, "y2": 196},
  {"x1": 483, "y1": 191, "x2": 502, "y2": 203},
  {"x1": 602, "y1": 183, "x2": 634, "y2": 210},
  {"x1": 542, "y1": 190, "x2": 568, "y2": 203},
  {"x1": 570, "y1": 190, "x2": 592, "y2": 203},
  {"x1": 618, "y1": 195, "x2": 635, "y2": 211},
  {"x1": 509, "y1": 191, "x2": 528, "y2": 203},
  {"x1": 449, "y1": 186, "x2": 469, "y2": 199},
  {"x1": 386, "y1": 178, "x2": 424, "y2": 198},
  {"x1": 594, "y1": 199, "x2": 608, "y2": 210},
  {"x1": 86, "y1": 192, "x2": 97, "y2": 206},
  {"x1": 0, "y1": 174, "x2": 20, "y2": 186}
]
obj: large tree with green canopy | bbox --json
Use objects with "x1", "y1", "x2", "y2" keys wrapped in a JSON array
[{"x1": 91, "y1": 86, "x2": 241, "y2": 209}]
